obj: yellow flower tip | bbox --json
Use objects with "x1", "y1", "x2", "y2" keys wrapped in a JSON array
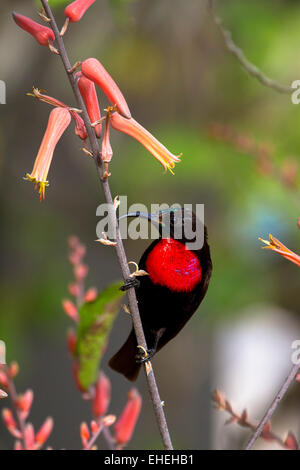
[
  {"x1": 166, "y1": 165, "x2": 175, "y2": 175},
  {"x1": 259, "y1": 236, "x2": 270, "y2": 248},
  {"x1": 24, "y1": 173, "x2": 49, "y2": 200}
]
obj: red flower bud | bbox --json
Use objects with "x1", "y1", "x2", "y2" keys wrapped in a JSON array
[
  {"x1": 67, "y1": 329, "x2": 77, "y2": 355},
  {"x1": 70, "y1": 110, "x2": 88, "y2": 141},
  {"x1": 65, "y1": 0, "x2": 96, "y2": 23},
  {"x1": 92, "y1": 372, "x2": 111, "y2": 417},
  {"x1": 101, "y1": 115, "x2": 113, "y2": 163},
  {"x1": 81, "y1": 58, "x2": 131, "y2": 119},
  {"x1": 2, "y1": 408, "x2": 21, "y2": 438},
  {"x1": 110, "y1": 112, "x2": 181, "y2": 173},
  {"x1": 76, "y1": 72, "x2": 102, "y2": 138},
  {"x1": 80, "y1": 422, "x2": 90, "y2": 448},
  {"x1": 35, "y1": 417, "x2": 53, "y2": 447},
  {"x1": 62, "y1": 300, "x2": 79, "y2": 323},
  {"x1": 74, "y1": 264, "x2": 89, "y2": 281},
  {"x1": 68, "y1": 282, "x2": 80, "y2": 297},
  {"x1": 84, "y1": 287, "x2": 98, "y2": 303},
  {"x1": 8, "y1": 361, "x2": 19, "y2": 379},
  {"x1": 24, "y1": 423, "x2": 35, "y2": 450},
  {"x1": 0, "y1": 370, "x2": 8, "y2": 388},
  {"x1": 114, "y1": 388, "x2": 142, "y2": 445},
  {"x1": 284, "y1": 432, "x2": 298, "y2": 450},
  {"x1": 12, "y1": 12, "x2": 55, "y2": 46},
  {"x1": 17, "y1": 389, "x2": 34, "y2": 415},
  {"x1": 90, "y1": 420, "x2": 99, "y2": 434}
]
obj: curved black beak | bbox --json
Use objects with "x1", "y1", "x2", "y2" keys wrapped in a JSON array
[{"x1": 118, "y1": 211, "x2": 162, "y2": 225}]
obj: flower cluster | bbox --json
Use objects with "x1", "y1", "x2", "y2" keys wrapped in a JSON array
[
  {"x1": 13, "y1": 1, "x2": 181, "y2": 200},
  {"x1": 0, "y1": 363, "x2": 53, "y2": 450},
  {"x1": 63, "y1": 236, "x2": 142, "y2": 449},
  {"x1": 0, "y1": 235, "x2": 142, "y2": 450},
  {"x1": 79, "y1": 374, "x2": 142, "y2": 450}
]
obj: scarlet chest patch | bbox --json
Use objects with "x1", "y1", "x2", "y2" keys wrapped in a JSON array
[{"x1": 145, "y1": 238, "x2": 202, "y2": 292}]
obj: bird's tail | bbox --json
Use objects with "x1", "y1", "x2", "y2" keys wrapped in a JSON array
[{"x1": 108, "y1": 330, "x2": 141, "y2": 381}]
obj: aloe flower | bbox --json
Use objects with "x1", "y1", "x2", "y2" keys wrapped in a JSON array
[
  {"x1": 65, "y1": 0, "x2": 96, "y2": 23},
  {"x1": 76, "y1": 72, "x2": 102, "y2": 138},
  {"x1": 260, "y1": 234, "x2": 300, "y2": 268},
  {"x1": 92, "y1": 372, "x2": 111, "y2": 417},
  {"x1": 114, "y1": 388, "x2": 141, "y2": 446},
  {"x1": 110, "y1": 112, "x2": 181, "y2": 173},
  {"x1": 81, "y1": 58, "x2": 131, "y2": 119},
  {"x1": 25, "y1": 108, "x2": 71, "y2": 200},
  {"x1": 12, "y1": 12, "x2": 55, "y2": 47}
]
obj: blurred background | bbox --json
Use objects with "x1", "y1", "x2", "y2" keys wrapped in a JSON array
[{"x1": 0, "y1": 0, "x2": 300, "y2": 450}]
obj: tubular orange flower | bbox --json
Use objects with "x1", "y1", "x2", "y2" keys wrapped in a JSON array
[
  {"x1": 24, "y1": 423, "x2": 35, "y2": 450},
  {"x1": 17, "y1": 389, "x2": 34, "y2": 414},
  {"x1": 2, "y1": 409, "x2": 21, "y2": 438},
  {"x1": 81, "y1": 58, "x2": 131, "y2": 119},
  {"x1": 110, "y1": 112, "x2": 181, "y2": 173},
  {"x1": 35, "y1": 417, "x2": 53, "y2": 446},
  {"x1": 92, "y1": 372, "x2": 111, "y2": 417},
  {"x1": 114, "y1": 388, "x2": 142, "y2": 445},
  {"x1": 25, "y1": 107, "x2": 71, "y2": 200},
  {"x1": 259, "y1": 234, "x2": 300, "y2": 268},
  {"x1": 76, "y1": 72, "x2": 102, "y2": 138},
  {"x1": 65, "y1": 0, "x2": 96, "y2": 23},
  {"x1": 27, "y1": 87, "x2": 67, "y2": 109},
  {"x1": 12, "y1": 12, "x2": 55, "y2": 46},
  {"x1": 80, "y1": 422, "x2": 90, "y2": 448}
]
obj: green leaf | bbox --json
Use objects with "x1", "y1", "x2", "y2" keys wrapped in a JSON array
[{"x1": 75, "y1": 281, "x2": 124, "y2": 390}]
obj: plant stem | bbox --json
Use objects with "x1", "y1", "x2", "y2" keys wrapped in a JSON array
[
  {"x1": 208, "y1": 0, "x2": 292, "y2": 94},
  {"x1": 245, "y1": 363, "x2": 299, "y2": 450},
  {"x1": 40, "y1": 0, "x2": 173, "y2": 450}
]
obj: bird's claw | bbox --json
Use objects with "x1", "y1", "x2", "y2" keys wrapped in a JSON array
[
  {"x1": 135, "y1": 346, "x2": 155, "y2": 363},
  {"x1": 120, "y1": 277, "x2": 140, "y2": 291}
]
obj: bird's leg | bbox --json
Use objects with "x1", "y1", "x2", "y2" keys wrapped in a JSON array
[
  {"x1": 135, "y1": 345, "x2": 156, "y2": 363},
  {"x1": 120, "y1": 277, "x2": 140, "y2": 291},
  {"x1": 135, "y1": 328, "x2": 166, "y2": 363}
]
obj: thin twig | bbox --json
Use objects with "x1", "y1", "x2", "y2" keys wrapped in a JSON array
[
  {"x1": 85, "y1": 421, "x2": 104, "y2": 450},
  {"x1": 245, "y1": 363, "x2": 300, "y2": 450},
  {"x1": 102, "y1": 427, "x2": 115, "y2": 451},
  {"x1": 208, "y1": 0, "x2": 292, "y2": 94},
  {"x1": 40, "y1": 0, "x2": 173, "y2": 450}
]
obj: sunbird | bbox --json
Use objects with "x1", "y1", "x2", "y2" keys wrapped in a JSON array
[{"x1": 109, "y1": 208, "x2": 212, "y2": 381}]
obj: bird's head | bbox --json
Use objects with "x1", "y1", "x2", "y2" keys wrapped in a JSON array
[{"x1": 119, "y1": 207, "x2": 206, "y2": 249}]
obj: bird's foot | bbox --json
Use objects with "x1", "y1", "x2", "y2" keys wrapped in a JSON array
[
  {"x1": 120, "y1": 277, "x2": 140, "y2": 291},
  {"x1": 135, "y1": 345, "x2": 156, "y2": 363}
]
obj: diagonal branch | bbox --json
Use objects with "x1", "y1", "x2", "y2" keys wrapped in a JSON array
[
  {"x1": 208, "y1": 0, "x2": 292, "y2": 94},
  {"x1": 245, "y1": 363, "x2": 299, "y2": 450},
  {"x1": 40, "y1": 0, "x2": 173, "y2": 450}
]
